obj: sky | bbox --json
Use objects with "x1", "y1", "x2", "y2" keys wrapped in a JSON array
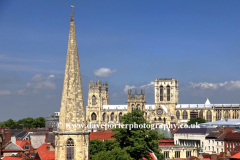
[{"x1": 0, "y1": 0, "x2": 240, "y2": 122}]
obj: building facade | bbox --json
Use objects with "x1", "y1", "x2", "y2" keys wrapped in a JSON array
[{"x1": 86, "y1": 77, "x2": 240, "y2": 126}]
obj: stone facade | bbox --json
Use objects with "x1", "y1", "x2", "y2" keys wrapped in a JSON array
[{"x1": 55, "y1": 8, "x2": 89, "y2": 160}]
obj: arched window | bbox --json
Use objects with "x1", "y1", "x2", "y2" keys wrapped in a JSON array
[
  {"x1": 102, "y1": 113, "x2": 106, "y2": 122},
  {"x1": 91, "y1": 113, "x2": 97, "y2": 120},
  {"x1": 199, "y1": 110, "x2": 203, "y2": 118},
  {"x1": 145, "y1": 112, "x2": 147, "y2": 119},
  {"x1": 137, "y1": 105, "x2": 140, "y2": 110},
  {"x1": 167, "y1": 85, "x2": 170, "y2": 101},
  {"x1": 111, "y1": 112, "x2": 114, "y2": 121},
  {"x1": 183, "y1": 111, "x2": 188, "y2": 120},
  {"x1": 163, "y1": 117, "x2": 166, "y2": 124},
  {"x1": 92, "y1": 95, "x2": 96, "y2": 105},
  {"x1": 132, "y1": 104, "x2": 135, "y2": 112},
  {"x1": 119, "y1": 112, "x2": 122, "y2": 120},
  {"x1": 207, "y1": 110, "x2": 212, "y2": 122},
  {"x1": 154, "y1": 118, "x2": 157, "y2": 121},
  {"x1": 225, "y1": 110, "x2": 229, "y2": 119},
  {"x1": 160, "y1": 85, "x2": 163, "y2": 101},
  {"x1": 67, "y1": 138, "x2": 74, "y2": 160},
  {"x1": 176, "y1": 111, "x2": 180, "y2": 119},
  {"x1": 158, "y1": 117, "x2": 161, "y2": 121}
]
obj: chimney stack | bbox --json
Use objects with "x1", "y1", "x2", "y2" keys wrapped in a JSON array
[
  {"x1": 46, "y1": 145, "x2": 50, "y2": 151},
  {"x1": 49, "y1": 126, "x2": 53, "y2": 132},
  {"x1": 4, "y1": 130, "x2": 11, "y2": 145},
  {"x1": 45, "y1": 131, "x2": 48, "y2": 143}
]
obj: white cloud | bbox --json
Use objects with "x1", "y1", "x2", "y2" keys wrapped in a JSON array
[
  {"x1": 27, "y1": 74, "x2": 56, "y2": 90},
  {"x1": 140, "y1": 81, "x2": 155, "y2": 88},
  {"x1": 189, "y1": 81, "x2": 240, "y2": 91},
  {"x1": 16, "y1": 89, "x2": 28, "y2": 95},
  {"x1": 123, "y1": 85, "x2": 136, "y2": 94},
  {"x1": 0, "y1": 90, "x2": 11, "y2": 95},
  {"x1": 48, "y1": 75, "x2": 55, "y2": 79},
  {"x1": 93, "y1": 68, "x2": 117, "y2": 78}
]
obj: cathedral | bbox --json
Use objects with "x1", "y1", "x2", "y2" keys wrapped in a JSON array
[{"x1": 86, "y1": 77, "x2": 240, "y2": 126}]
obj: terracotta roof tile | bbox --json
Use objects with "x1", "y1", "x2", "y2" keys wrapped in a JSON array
[
  {"x1": 90, "y1": 131, "x2": 115, "y2": 141},
  {"x1": 230, "y1": 151, "x2": 240, "y2": 159},
  {"x1": 2, "y1": 157, "x2": 23, "y2": 160},
  {"x1": 225, "y1": 132, "x2": 240, "y2": 139},
  {"x1": 38, "y1": 151, "x2": 55, "y2": 160},
  {"x1": 35, "y1": 143, "x2": 54, "y2": 153}
]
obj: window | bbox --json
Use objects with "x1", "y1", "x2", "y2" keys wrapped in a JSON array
[
  {"x1": 202, "y1": 142, "x2": 203, "y2": 148},
  {"x1": 175, "y1": 151, "x2": 180, "y2": 158},
  {"x1": 221, "y1": 142, "x2": 223, "y2": 146},
  {"x1": 217, "y1": 142, "x2": 218, "y2": 145},
  {"x1": 167, "y1": 85, "x2": 170, "y2": 101},
  {"x1": 199, "y1": 110, "x2": 203, "y2": 118},
  {"x1": 207, "y1": 110, "x2": 212, "y2": 122},
  {"x1": 217, "y1": 148, "x2": 219, "y2": 153},
  {"x1": 186, "y1": 151, "x2": 191, "y2": 157},
  {"x1": 221, "y1": 149, "x2": 223, "y2": 152},
  {"x1": 92, "y1": 95, "x2": 96, "y2": 105},
  {"x1": 111, "y1": 112, "x2": 114, "y2": 121},
  {"x1": 164, "y1": 151, "x2": 169, "y2": 158},
  {"x1": 208, "y1": 146, "x2": 210, "y2": 151},
  {"x1": 24, "y1": 145, "x2": 30, "y2": 150},
  {"x1": 212, "y1": 146, "x2": 214, "y2": 151},
  {"x1": 212, "y1": 140, "x2": 214, "y2": 144},
  {"x1": 208, "y1": 140, "x2": 210, "y2": 144},
  {"x1": 132, "y1": 104, "x2": 135, "y2": 112},
  {"x1": 160, "y1": 86, "x2": 163, "y2": 101},
  {"x1": 176, "y1": 111, "x2": 180, "y2": 119},
  {"x1": 67, "y1": 139, "x2": 74, "y2": 160},
  {"x1": 137, "y1": 105, "x2": 140, "y2": 110},
  {"x1": 91, "y1": 113, "x2": 97, "y2": 120},
  {"x1": 119, "y1": 112, "x2": 122, "y2": 120},
  {"x1": 190, "y1": 111, "x2": 198, "y2": 119},
  {"x1": 183, "y1": 111, "x2": 188, "y2": 120}
]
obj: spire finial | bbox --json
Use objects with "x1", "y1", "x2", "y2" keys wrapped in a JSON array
[{"x1": 71, "y1": 5, "x2": 74, "y2": 10}]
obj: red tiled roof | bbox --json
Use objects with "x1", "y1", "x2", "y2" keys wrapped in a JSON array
[
  {"x1": 167, "y1": 159, "x2": 187, "y2": 160},
  {"x1": 142, "y1": 151, "x2": 157, "y2": 160},
  {"x1": 225, "y1": 132, "x2": 240, "y2": 139},
  {"x1": 159, "y1": 139, "x2": 174, "y2": 146},
  {"x1": 2, "y1": 157, "x2": 23, "y2": 160},
  {"x1": 16, "y1": 140, "x2": 30, "y2": 149},
  {"x1": 35, "y1": 143, "x2": 53, "y2": 153},
  {"x1": 90, "y1": 131, "x2": 115, "y2": 141},
  {"x1": 38, "y1": 151, "x2": 55, "y2": 160},
  {"x1": 230, "y1": 151, "x2": 240, "y2": 159}
]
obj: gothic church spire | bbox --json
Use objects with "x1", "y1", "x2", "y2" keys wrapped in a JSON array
[{"x1": 58, "y1": 8, "x2": 86, "y2": 131}]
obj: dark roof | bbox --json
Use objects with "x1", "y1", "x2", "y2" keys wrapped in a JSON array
[
  {"x1": 174, "y1": 128, "x2": 218, "y2": 134},
  {"x1": 216, "y1": 133, "x2": 227, "y2": 141},
  {"x1": 206, "y1": 132, "x2": 220, "y2": 139}
]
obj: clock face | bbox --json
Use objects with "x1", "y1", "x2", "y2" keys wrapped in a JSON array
[{"x1": 157, "y1": 108, "x2": 163, "y2": 115}]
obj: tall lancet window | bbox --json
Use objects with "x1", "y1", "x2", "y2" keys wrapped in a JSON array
[
  {"x1": 111, "y1": 112, "x2": 114, "y2": 121},
  {"x1": 92, "y1": 95, "x2": 96, "y2": 105},
  {"x1": 91, "y1": 113, "x2": 97, "y2": 120},
  {"x1": 67, "y1": 138, "x2": 74, "y2": 160},
  {"x1": 167, "y1": 85, "x2": 170, "y2": 101},
  {"x1": 119, "y1": 112, "x2": 122, "y2": 120},
  {"x1": 160, "y1": 86, "x2": 163, "y2": 101}
]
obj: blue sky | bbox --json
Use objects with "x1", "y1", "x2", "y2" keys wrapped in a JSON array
[{"x1": 0, "y1": 0, "x2": 240, "y2": 122}]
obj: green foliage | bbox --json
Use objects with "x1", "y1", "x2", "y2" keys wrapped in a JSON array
[
  {"x1": 112, "y1": 109, "x2": 164, "y2": 160},
  {"x1": 0, "y1": 117, "x2": 45, "y2": 129},
  {"x1": 90, "y1": 139, "x2": 120, "y2": 159},
  {"x1": 187, "y1": 117, "x2": 206, "y2": 126},
  {"x1": 91, "y1": 147, "x2": 134, "y2": 160}
]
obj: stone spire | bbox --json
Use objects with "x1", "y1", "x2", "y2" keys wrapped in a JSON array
[{"x1": 58, "y1": 9, "x2": 86, "y2": 131}]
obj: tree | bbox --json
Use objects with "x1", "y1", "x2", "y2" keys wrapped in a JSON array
[
  {"x1": 90, "y1": 139, "x2": 120, "y2": 159},
  {"x1": 112, "y1": 109, "x2": 164, "y2": 160},
  {"x1": 187, "y1": 117, "x2": 206, "y2": 126},
  {"x1": 33, "y1": 117, "x2": 45, "y2": 128},
  {"x1": 91, "y1": 147, "x2": 134, "y2": 160}
]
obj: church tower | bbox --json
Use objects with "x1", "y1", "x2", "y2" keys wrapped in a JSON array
[
  {"x1": 55, "y1": 7, "x2": 90, "y2": 160},
  {"x1": 127, "y1": 89, "x2": 146, "y2": 113}
]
